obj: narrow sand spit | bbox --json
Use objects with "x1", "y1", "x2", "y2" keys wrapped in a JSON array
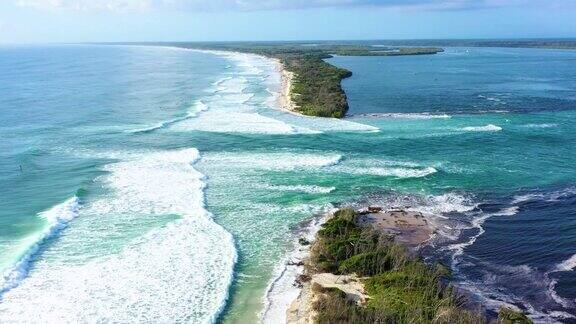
[{"x1": 274, "y1": 59, "x2": 299, "y2": 114}]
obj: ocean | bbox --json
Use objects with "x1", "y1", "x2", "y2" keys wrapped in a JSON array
[{"x1": 0, "y1": 44, "x2": 575, "y2": 323}]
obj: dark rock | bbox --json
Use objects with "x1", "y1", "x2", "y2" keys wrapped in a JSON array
[
  {"x1": 287, "y1": 260, "x2": 304, "y2": 266},
  {"x1": 368, "y1": 206, "x2": 383, "y2": 213}
]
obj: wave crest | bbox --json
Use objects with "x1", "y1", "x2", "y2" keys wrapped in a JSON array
[
  {"x1": 461, "y1": 124, "x2": 502, "y2": 132},
  {"x1": 1, "y1": 196, "x2": 80, "y2": 295}
]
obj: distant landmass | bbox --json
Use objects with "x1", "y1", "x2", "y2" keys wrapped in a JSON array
[
  {"x1": 112, "y1": 39, "x2": 575, "y2": 118},
  {"x1": 121, "y1": 42, "x2": 443, "y2": 118}
]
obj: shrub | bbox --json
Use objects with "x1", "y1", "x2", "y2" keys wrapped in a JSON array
[
  {"x1": 309, "y1": 208, "x2": 487, "y2": 323},
  {"x1": 499, "y1": 307, "x2": 534, "y2": 324},
  {"x1": 338, "y1": 251, "x2": 393, "y2": 276}
]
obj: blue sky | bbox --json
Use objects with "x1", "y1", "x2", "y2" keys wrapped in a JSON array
[{"x1": 0, "y1": 0, "x2": 575, "y2": 43}]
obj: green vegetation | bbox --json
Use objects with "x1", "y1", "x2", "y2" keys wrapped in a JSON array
[
  {"x1": 308, "y1": 208, "x2": 485, "y2": 323},
  {"x1": 349, "y1": 39, "x2": 576, "y2": 50},
  {"x1": 498, "y1": 307, "x2": 534, "y2": 324},
  {"x1": 155, "y1": 42, "x2": 443, "y2": 118}
]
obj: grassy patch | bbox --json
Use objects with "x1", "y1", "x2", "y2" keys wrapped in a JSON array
[
  {"x1": 309, "y1": 208, "x2": 487, "y2": 323},
  {"x1": 498, "y1": 307, "x2": 534, "y2": 324}
]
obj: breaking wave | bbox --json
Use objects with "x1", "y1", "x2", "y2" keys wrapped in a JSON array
[
  {"x1": 338, "y1": 166, "x2": 437, "y2": 178},
  {"x1": 0, "y1": 196, "x2": 80, "y2": 295},
  {"x1": 126, "y1": 100, "x2": 209, "y2": 134},
  {"x1": 258, "y1": 184, "x2": 336, "y2": 194},
  {"x1": 461, "y1": 124, "x2": 502, "y2": 132},
  {"x1": 356, "y1": 112, "x2": 452, "y2": 119},
  {"x1": 0, "y1": 149, "x2": 237, "y2": 323}
]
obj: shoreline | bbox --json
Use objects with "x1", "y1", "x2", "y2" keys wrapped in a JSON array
[
  {"x1": 263, "y1": 205, "x2": 439, "y2": 324},
  {"x1": 273, "y1": 58, "x2": 300, "y2": 115},
  {"x1": 261, "y1": 211, "x2": 332, "y2": 324},
  {"x1": 181, "y1": 47, "x2": 304, "y2": 117},
  {"x1": 286, "y1": 207, "x2": 436, "y2": 324}
]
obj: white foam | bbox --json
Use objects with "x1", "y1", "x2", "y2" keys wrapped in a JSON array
[
  {"x1": 166, "y1": 52, "x2": 307, "y2": 135},
  {"x1": 337, "y1": 166, "x2": 437, "y2": 178},
  {"x1": 212, "y1": 76, "x2": 232, "y2": 86},
  {"x1": 261, "y1": 211, "x2": 332, "y2": 324},
  {"x1": 455, "y1": 268, "x2": 561, "y2": 323},
  {"x1": 126, "y1": 116, "x2": 189, "y2": 134},
  {"x1": 0, "y1": 149, "x2": 237, "y2": 323},
  {"x1": 415, "y1": 193, "x2": 479, "y2": 215},
  {"x1": 196, "y1": 50, "x2": 271, "y2": 78},
  {"x1": 0, "y1": 197, "x2": 80, "y2": 295},
  {"x1": 549, "y1": 311, "x2": 576, "y2": 320},
  {"x1": 492, "y1": 206, "x2": 519, "y2": 216},
  {"x1": 548, "y1": 279, "x2": 573, "y2": 309},
  {"x1": 126, "y1": 100, "x2": 209, "y2": 134},
  {"x1": 191, "y1": 99, "x2": 209, "y2": 115},
  {"x1": 554, "y1": 254, "x2": 576, "y2": 272},
  {"x1": 512, "y1": 187, "x2": 576, "y2": 204},
  {"x1": 259, "y1": 184, "x2": 336, "y2": 194},
  {"x1": 446, "y1": 214, "x2": 490, "y2": 259},
  {"x1": 445, "y1": 205, "x2": 519, "y2": 263},
  {"x1": 183, "y1": 48, "x2": 381, "y2": 135},
  {"x1": 522, "y1": 123, "x2": 558, "y2": 129},
  {"x1": 267, "y1": 111, "x2": 380, "y2": 133},
  {"x1": 172, "y1": 110, "x2": 296, "y2": 134},
  {"x1": 512, "y1": 193, "x2": 541, "y2": 204},
  {"x1": 461, "y1": 124, "x2": 502, "y2": 132},
  {"x1": 358, "y1": 113, "x2": 452, "y2": 120},
  {"x1": 203, "y1": 152, "x2": 343, "y2": 171},
  {"x1": 215, "y1": 76, "x2": 248, "y2": 94},
  {"x1": 255, "y1": 203, "x2": 328, "y2": 216}
]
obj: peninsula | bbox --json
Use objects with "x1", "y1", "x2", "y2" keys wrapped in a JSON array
[{"x1": 160, "y1": 42, "x2": 444, "y2": 118}]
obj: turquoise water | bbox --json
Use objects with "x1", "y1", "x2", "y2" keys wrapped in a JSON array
[{"x1": 0, "y1": 45, "x2": 575, "y2": 323}]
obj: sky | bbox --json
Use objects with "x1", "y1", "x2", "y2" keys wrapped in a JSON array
[{"x1": 0, "y1": 0, "x2": 575, "y2": 43}]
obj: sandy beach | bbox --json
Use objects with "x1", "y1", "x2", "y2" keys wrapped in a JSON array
[{"x1": 274, "y1": 59, "x2": 299, "y2": 114}]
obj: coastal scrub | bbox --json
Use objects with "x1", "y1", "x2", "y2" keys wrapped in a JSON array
[{"x1": 308, "y1": 208, "x2": 484, "y2": 323}]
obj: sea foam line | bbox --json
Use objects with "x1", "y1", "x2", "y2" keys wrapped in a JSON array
[
  {"x1": 261, "y1": 208, "x2": 333, "y2": 324},
  {"x1": 356, "y1": 112, "x2": 452, "y2": 120},
  {"x1": 336, "y1": 166, "x2": 437, "y2": 178},
  {"x1": 126, "y1": 100, "x2": 208, "y2": 134},
  {"x1": 258, "y1": 184, "x2": 336, "y2": 194},
  {"x1": 553, "y1": 254, "x2": 576, "y2": 272},
  {"x1": 461, "y1": 124, "x2": 502, "y2": 132},
  {"x1": 444, "y1": 205, "x2": 519, "y2": 268},
  {"x1": 0, "y1": 196, "x2": 80, "y2": 296}
]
